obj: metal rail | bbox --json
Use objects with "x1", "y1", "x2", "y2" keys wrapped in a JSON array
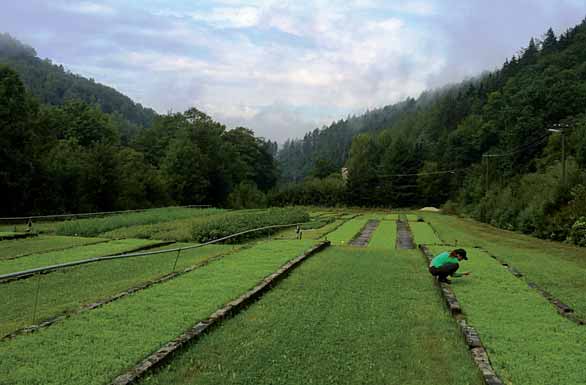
[{"x1": 0, "y1": 222, "x2": 305, "y2": 281}]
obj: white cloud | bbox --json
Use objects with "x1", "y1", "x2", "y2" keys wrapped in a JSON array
[
  {"x1": 190, "y1": 6, "x2": 260, "y2": 28},
  {"x1": 28, "y1": 0, "x2": 584, "y2": 142},
  {"x1": 61, "y1": 1, "x2": 116, "y2": 16}
]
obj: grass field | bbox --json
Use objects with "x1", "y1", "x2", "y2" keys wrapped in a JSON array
[
  {"x1": 421, "y1": 213, "x2": 586, "y2": 319},
  {"x1": 0, "y1": 239, "x2": 163, "y2": 275},
  {"x1": 139, "y1": 247, "x2": 483, "y2": 385},
  {"x1": 367, "y1": 220, "x2": 396, "y2": 249},
  {"x1": 3, "y1": 207, "x2": 586, "y2": 384},
  {"x1": 0, "y1": 235, "x2": 108, "y2": 260},
  {"x1": 427, "y1": 245, "x2": 586, "y2": 385},
  {"x1": 0, "y1": 240, "x2": 317, "y2": 385},
  {"x1": 0, "y1": 243, "x2": 235, "y2": 337}
]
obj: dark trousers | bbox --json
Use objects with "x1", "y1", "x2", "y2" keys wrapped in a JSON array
[{"x1": 429, "y1": 263, "x2": 459, "y2": 280}]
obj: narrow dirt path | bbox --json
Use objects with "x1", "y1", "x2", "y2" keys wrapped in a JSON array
[
  {"x1": 396, "y1": 220, "x2": 415, "y2": 249},
  {"x1": 349, "y1": 220, "x2": 379, "y2": 246}
]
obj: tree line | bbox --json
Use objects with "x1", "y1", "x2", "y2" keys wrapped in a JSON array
[{"x1": 0, "y1": 64, "x2": 278, "y2": 216}]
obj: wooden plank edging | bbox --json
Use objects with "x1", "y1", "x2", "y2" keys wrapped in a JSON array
[
  {"x1": 419, "y1": 244, "x2": 504, "y2": 385},
  {"x1": 110, "y1": 240, "x2": 331, "y2": 385}
]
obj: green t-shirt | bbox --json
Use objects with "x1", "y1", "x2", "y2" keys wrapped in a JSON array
[{"x1": 430, "y1": 251, "x2": 459, "y2": 268}]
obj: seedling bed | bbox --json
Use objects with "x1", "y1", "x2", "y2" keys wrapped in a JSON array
[
  {"x1": 2, "y1": 248, "x2": 237, "y2": 340},
  {"x1": 0, "y1": 232, "x2": 37, "y2": 241},
  {"x1": 478, "y1": 247, "x2": 586, "y2": 325},
  {"x1": 111, "y1": 241, "x2": 330, "y2": 385},
  {"x1": 0, "y1": 239, "x2": 172, "y2": 282},
  {"x1": 419, "y1": 245, "x2": 503, "y2": 385}
]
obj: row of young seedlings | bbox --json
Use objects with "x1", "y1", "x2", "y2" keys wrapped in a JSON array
[
  {"x1": 111, "y1": 241, "x2": 331, "y2": 385},
  {"x1": 478, "y1": 247, "x2": 586, "y2": 325},
  {"x1": 423, "y1": 221, "x2": 585, "y2": 325},
  {"x1": 419, "y1": 244, "x2": 504, "y2": 385},
  {"x1": 1, "y1": 251, "x2": 233, "y2": 341}
]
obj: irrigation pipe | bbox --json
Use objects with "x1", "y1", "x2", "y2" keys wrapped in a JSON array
[
  {"x1": 0, "y1": 222, "x2": 308, "y2": 282},
  {"x1": 0, "y1": 205, "x2": 212, "y2": 222}
]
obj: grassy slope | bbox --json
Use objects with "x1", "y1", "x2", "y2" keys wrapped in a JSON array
[
  {"x1": 0, "y1": 240, "x2": 317, "y2": 385},
  {"x1": 422, "y1": 213, "x2": 586, "y2": 318},
  {"x1": 367, "y1": 220, "x2": 396, "y2": 249},
  {"x1": 0, "y1": 236, "x2": 107, "y2": 260},
  {"x1": 140, "y1": 247, "x2": 483, "y2": 385},
  {"x1": 0, "y1": 243, "x2": 233, "y2": 337},
  {"x1": 0, "y1": 239, "x2": 162, "y2": 275},
  {"x1": 428, "y1": 246, "x2": 586, "y2": 385}
]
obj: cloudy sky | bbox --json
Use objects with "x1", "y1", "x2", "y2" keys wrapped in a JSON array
[{"x1": 2, "y1": 1, "x2": 585, "y2": 142}]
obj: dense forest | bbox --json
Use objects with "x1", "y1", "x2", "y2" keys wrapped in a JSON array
[
  {"x1": 0, "y1": 34, "x2": 278, "y2": 216},
  {"x1": 275, "y1": 20, "x2": 586, "y2": 245}
]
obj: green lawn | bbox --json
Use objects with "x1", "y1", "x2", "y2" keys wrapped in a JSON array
[
  {"x1": 0, "y1": 235, "x2": 108, "y2": 260},
  {"x1": 0, "y1": 240, "x2": 317, "y2": 385},
  {"x1": 326, "y1": 218, "x2": 367, "y2": 245},
  {"x1": 140, "y1": 247, "x2": 483, "y2": 385},
  {"x1": 367, "y1": 220, "x2": 396, "y2": 249},
  {"x1": 0, "y1": 243, "x2": 235, "y2": 337},
  {"x1": 422, "y1": 213, "x2": 586, "y2": 319},
  {"x1": 0, "y1": 239, "x2": 164, "y2": 276},
  {"x1": 428, "y1": 245, "x2": 586, "y2": 385}
]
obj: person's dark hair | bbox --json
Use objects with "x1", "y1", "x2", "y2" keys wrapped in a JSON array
[{"x1": 454, "y1": 248, "x2": 467, "y2": 260}]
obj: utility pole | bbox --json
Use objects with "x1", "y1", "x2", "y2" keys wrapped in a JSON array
[{"x1": 548, "y1": 123, "x2": 569, "y2": 185}]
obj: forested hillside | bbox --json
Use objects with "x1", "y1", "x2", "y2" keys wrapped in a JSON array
[
  {"x1": 0, "y1": 33, "x2": 157, "y2": 142},
  {"x1": 0, "y1": 36, "x2": 278, "y2": 216},
  {"x1": 274, "y1": 19, "x2": 586, "y2": 245}
]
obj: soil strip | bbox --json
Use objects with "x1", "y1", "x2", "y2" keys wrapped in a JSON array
[
  {"x1": 349, "y1": 220, "x2": 379, "y2": 247},
  {"x1": 1, "y1": 246, "x2": 241, "y2": 341},
  {"x1": 396, "y1": 220, "x2": 415, "y2": 249},
  {"x1": 109, "y1": 241, "x2": 331, "y2": 385},
  {"x1": 419, "y1": 244, "x2": 504, "y2": 385}
]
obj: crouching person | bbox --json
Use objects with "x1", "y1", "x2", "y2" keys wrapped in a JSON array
[{"x1": 429, "y1": 248, "x2": 470, "y2": 284}]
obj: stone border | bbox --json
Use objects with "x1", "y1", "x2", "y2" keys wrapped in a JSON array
[
  {"x1": 110, "y1": 241, "x2": 331, "y2": 385},
  {"x1": 1, "y1": 247, "x2": 243, "y2": 341},
  {"x1": 419, "y1": 245, "x2": 504, "y2": 385}
]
